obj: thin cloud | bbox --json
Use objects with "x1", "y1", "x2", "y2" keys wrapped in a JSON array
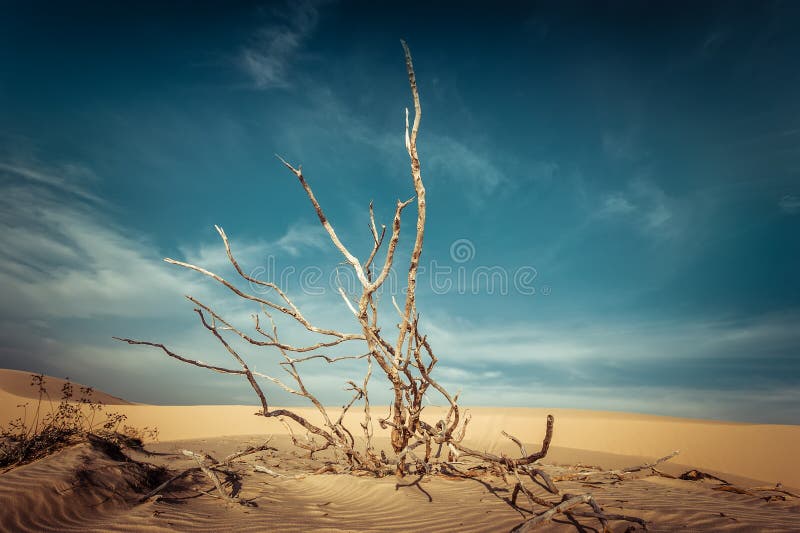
[
  {"x1": 443, "y1": 381, "x2": 800, "y2": 423},
  {"x1": 598, "y1": 178, "x2": 674, "y2": 235},
  {"x1": 239, "y1": 0, "x2": 320, "y2": 89},
  {"x1": 0, "y1": 160, "x2": 104, "y2": 204},
  {"x1": 275, "y1": 221, "x2": 328, "y2": 256},
  {"x1": 630, "y1": 178, "x2": 673, "y2": 231},
  {"x1": 425, "y1": 134, "x2": 510, "y2": 204},
  {"x1": 0, "y1": 177, "x2": 197, "y2": 320},
  {"x1": 600, "y1": 194, "x2": 636, "y2": 215},
  {"x1": 422, "y1": 310, "x2": 800, "y2": 366},
  {"x1": 779, "y1": 194, "x2": 800, "y2": 214}
]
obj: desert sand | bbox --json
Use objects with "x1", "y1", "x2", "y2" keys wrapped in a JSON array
[{"x1": 1, "y1": 368, "x2": 798, "y2": 532}]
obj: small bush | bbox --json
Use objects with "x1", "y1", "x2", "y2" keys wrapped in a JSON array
[{"x1": 0, "y1": 374, "x2": 158, "y2": 469}]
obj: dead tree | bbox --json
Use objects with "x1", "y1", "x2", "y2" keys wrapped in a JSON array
[
  {"x1": 116, "y1": 41, "x2": 669, "y2": 531},
  {"x1": 116, "y1": 40, "x2": 459, "y2": 475}
]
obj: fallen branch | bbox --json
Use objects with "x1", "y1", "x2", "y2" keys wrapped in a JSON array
[
  {"x1": 526, "y1": 467, "x2": 560, "y2": 494},
  {"x1": 217, "y1": 437, "x2": 276, "y2": 465},
  {"x1": 712, "y1": 485, "x2": 757, "y2": 496},
  {"x1": 569, "y1": 510, "x2": 648, "y2": 529},
  {"x1": 750, "y1": 483, "x2": 799, "y2": 499},
  {"x1": 554, "y1": 450, "x2": 680, "y2": 481},
  {"x1": 253, "y1": 464, "x2": 306, "y2": 480},
  {"x1": 510, "y1": 472, "x2": 555, "y2": 510},
  {"x1": 679, "y1": 469, "x2": 729, "y2": 484},
  {"x1": 137, "y1": 441, "x2": 278, "y2": 503},
  {"x1": 138, "y1": 468, "x2": 197, "y2": 503},
  {"x1": 511, "y1": 493, "x2": 608, "y2": 532},
  {"x1": 446, "y1": 415, "x2": 555, "y2": 468},
  {"x1": 650, "y1": 467, "x2": 678, "y2": 479},
  {"x1": 710, "y1": 484, "x2": 789, "y2": 502},
  {"x1": 182, "y1": 450, "x2": 235, "y2": 503}
]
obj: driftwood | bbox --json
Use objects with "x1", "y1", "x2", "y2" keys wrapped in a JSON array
[
  {"x1": 712, "y1": 484, "x2": 757, "y2": 496},
  {"x1": 707, "y1": 484, "x2": 785, "y2": 502},
  {"x1": 750, "y1": 483, "x2": 799, "y2": 499},
  {"x1": 677, "y1": 471, "x2": 796, "y2": 502},
  {"x1": 253, "y1": 464, "x2": 306, "y2": 480},
  {"x1": 553, "y1": 450, "x2": 680, "y2": 482}
]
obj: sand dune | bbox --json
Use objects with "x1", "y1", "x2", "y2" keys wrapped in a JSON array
[
  {"x1": 0, "y1": 368, "x2": 132, "y2": 405},
  {"x1": 1, "y1": 369, "x2": 798, "y2": 531},
  {"x1": 1, "y1": 433, "x2": 798, "y2": 532}
]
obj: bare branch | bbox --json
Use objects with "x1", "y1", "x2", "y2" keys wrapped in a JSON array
[
  {"x1": 511, "y1": 493, "x2": 608, "y2": 532},
  {"x1": 213, "y1": 224, "x2": 299, "y2": 313},
  {"x1": 502, "y1": 430, "x2": 528, "y2": 456},
  {"x1": 138, "y1": 468, "x2": 196, "y2": 503},
  {"x1": 253, "y1": 464, "x2": 305, "y2": 479},
  {"x1": 750, "y1": 483, "x2": 800, "y2": 499},
  {"x1": 364, "y1": 200, "x2": 386, "y2": 273},
  {"x1": 367, "y1": 196, "x2": 414, "y2": 294},
  {"x1": 553, "y1": 449, "x2": 680, "y2": 481},
  {"x1": 164, "y1": 257, "x2": 355, "y2": 341},
  {"x1": 182, "y1": 450, "x2": 236, "y2": 503},
  {"x1": 195, "y1": 308, "x2": 269, "y2": 414},
  {"x1": 452, "y1": 415, "x2": 555, "y2": 467},
  {"x1": 189, "y1": 296, "x2": 362, "y2": 353},
  {"x1": 113, "y1": 337, "x2": 245, "y2": 375},
  {"x1": 395, "y1": 40, "x2": 427, "y2": 364},
  {"x1": 338, "y1": 287, "x2": 358, "y2": 317},
  {"x1": 281, "y1": 353, "x2": 370, "y2": 365},
  {"x1": 276, "y1": 155, "x2": 369, "y2": 288}
]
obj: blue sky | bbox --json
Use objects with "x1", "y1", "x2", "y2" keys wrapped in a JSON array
[{"x1": 1, "y1": 1, "x2": 798, "y2": 423}]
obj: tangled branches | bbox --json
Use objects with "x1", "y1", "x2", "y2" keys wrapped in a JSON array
[{"x1": 115, "y1": 41, "x2": 673, "y2": 531}]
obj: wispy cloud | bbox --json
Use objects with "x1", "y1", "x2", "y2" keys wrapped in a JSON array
[
  {"x1": 598, "y1": 124, "x2": 676, "y2": 235},
  {"x1": 599, "y1": 193, "x2": 636, "y2": 215},
  {"x1": 0, "y1": 162, "x2": 195, "y2": 320},
  {"x1": 423, "y1": 310, "x2": 800, "y2": 366},
  {"x1": 447, "y1": 381, "x2": 800, "y2": 423},
  {"x1": 632, "y1": 178, "x2": 673, "y2": 231},
  {"x1": 239, "y1": 0, "x2": 320, "y2": 89},
  {"x1": 425, "y1": 134, "x2": 510, "y2": 203},
  {"x1": 418, "y1": 310, "x2": 800, "y2": 421},
  {"x1": 0, "y1": 161, "x2": 103, "y2": 204},
  {"x1": 779, "y1": 194, "x2": 800, "y2": 214},
  {"x1": 275, "y1": 221, "x2": 328, "y2": 256},
  {"x1": 598, "y1": 177, "x2": 674, "y2": 235}
]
